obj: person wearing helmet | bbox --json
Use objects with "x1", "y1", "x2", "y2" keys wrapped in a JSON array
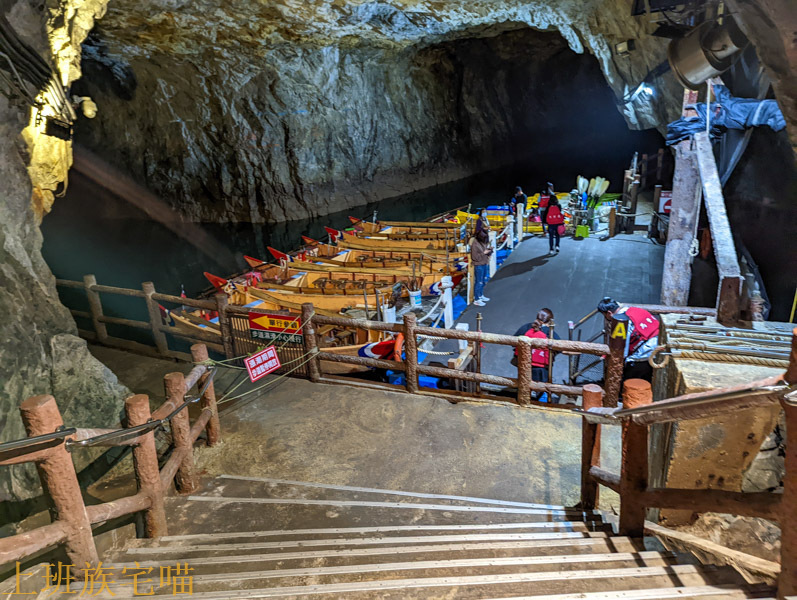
[{"x1": 596, "y1": 297, "x2": 659, "y2": 383}]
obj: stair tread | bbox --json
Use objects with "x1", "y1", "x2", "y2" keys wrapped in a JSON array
[
  {"x1": 211, "y1": 475, "x2": 563, "y2": 509},
  {"x1": 84, "y1": 563, "x2": 744, "y2": 599},
  {"x1": 155, "y1": 520, "x2": 607, "y2": 544},
  {"x1": 115, "y1": 537, "x2": 642, "y2": 569},
  {"x1": 105, "y1": 550, "x2": 679, "y2": 588},
  {"x1": 125, "y1": 531, "x2": 614, "y2": 556}
]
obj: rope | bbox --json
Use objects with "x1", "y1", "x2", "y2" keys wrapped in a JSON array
[
  {"x1": 416, "y1": 294, "x2": 445, "y2": 323},
  {"x1": 674, "y1": 351, "x2": 789, "y2": 369},
  {"x1": 423, "y1": 348, "x2": 456, "y2": 356}
]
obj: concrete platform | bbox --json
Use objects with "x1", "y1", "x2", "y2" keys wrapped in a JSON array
[
  {"x1": 193, "y1": 378, "x2": 621, "y2": 510},
  {"x1": 428, "y1": 232, "x2": 665, "y2": 392}
]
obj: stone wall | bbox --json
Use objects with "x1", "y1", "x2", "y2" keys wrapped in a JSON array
[
  {"x1": 70, "y1": 0, "x2": 680, "y2": 224},
  {"x1": 0, "y1": 0, "x2": 129, "y2": 510}
]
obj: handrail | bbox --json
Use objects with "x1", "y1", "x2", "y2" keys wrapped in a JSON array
[
  {"x1": 0, "y1": 427, "x2": 76, "y2": 456},
  {"x1": 67, "y1": 367, "x2": 216, "y2": 450}
]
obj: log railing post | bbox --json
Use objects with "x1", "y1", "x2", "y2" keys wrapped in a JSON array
[
  {"x1": 215, "y1": 293, "x2": 235, "y2": 360},
  {"x1": 124, "y1": 394, "x2": 168, "y2": 537},
  {"x1": 163, "y1": 372, "x2": 197, "y2": 493},
  {"x1": 301, "y1": 303, "x2": 322, "y2": 383},
  {"x1": 580, "y1": 384, "x2": 604, "y2": 509},
  {"x1": 604, "y1": 314, "x2": 628, "y2": 407},
  {"x1": 142, "y1": 281, "x2": 169, "y2": 357},
  {"x1": 640, "y1": 154, "x2": 648, "y2": 188},
  {"x1": 777, "y1": 328, "x2": 797, "y2": 598},
  {"x1": 20, "y1": 395, "x2": 98, "y2": 577},
  {"x1": 516, "y1": 336, "x2": 532, "y2": 405},
  {"x1": 619, "y1": 379, "x2": 652, "y2": 537},
  {"x1": 84, "y1": 274, "x2": 108, "y2": 345},
  {"x1": 656, "y1": 148, "x2": 665, "y2": 181},
  {"x1": 403, "y1": 312, "x2": 419, "y2": 393},
  {"x1": 190, "y1": 344, "x2": 221, "y2": 445}
]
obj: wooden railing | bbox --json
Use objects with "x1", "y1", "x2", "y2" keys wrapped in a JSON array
[
  {"x1": 579, "y1": 328, "x2": 797, "y2": 598},
  {"x1": 300, "y1": 304, "x2": 614, "y2": 405},
  {"x1": 55, "y1": 276, "x2": 234, "y2": 361},
  {"x1": 0, "y1": 344, "x2": 220, "y2": 571}
]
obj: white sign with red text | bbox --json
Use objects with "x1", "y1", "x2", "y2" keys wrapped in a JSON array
[
  {"x1": 659, "y1": 190, "x2": 672, "y2": 214},
  {"x1": 244, "y1": 346, "x2": 281, "y2": 382}
]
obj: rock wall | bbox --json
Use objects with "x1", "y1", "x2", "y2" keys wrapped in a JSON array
[
  {"x1": 71, "y1": 0, "x2": 680, "y2": 223},
  {"x1": 0, "y1": 0, "x2": 129, "y2": 510}
]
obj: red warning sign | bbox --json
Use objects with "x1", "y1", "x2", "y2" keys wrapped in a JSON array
[{"x1": 244, "y1": 346, "x2": 281, "y2": 382}]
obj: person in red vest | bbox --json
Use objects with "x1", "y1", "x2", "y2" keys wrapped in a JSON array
[
  {"x1": 513, "y1": 308, "x2": 560, "y2": 402},
  {"x1": 545, "y1": 196, "x2": 565, "y2": 254},
  {"x1": 597, "y1": 297, "x2": 660, "y2": 383},
  {"x1": 537, "y1": 190, "x2": 550, "y2": 234}
]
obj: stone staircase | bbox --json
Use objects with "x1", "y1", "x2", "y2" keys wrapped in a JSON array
[{"x1": 87, "y1": 477, "x2": 775, "y2": 599}]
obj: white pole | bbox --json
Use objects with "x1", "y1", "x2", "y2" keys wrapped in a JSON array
[
  {"x1": 516, "y1": 204, "x2": 524, "y2": 242},
  {"x1": 488, "y1": 230, "x2": 497, "y2": 277},
  {"x1": 507, "y1": 216, "x2": 515, "y2": 250},
  {"x1": 442, "y1": 276, "x2": 454, "y2": 329}
]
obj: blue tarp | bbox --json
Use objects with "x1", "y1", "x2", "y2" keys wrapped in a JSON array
[{"x1": 666, "y1": 84, "x2": 786, "y2": 145}]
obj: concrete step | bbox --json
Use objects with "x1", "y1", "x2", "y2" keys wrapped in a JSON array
[
  {"x1": 132, "y1": 520, "x2": 611, "y2": 549},
  {"x1": 160, "y1": 494, "x2": 601, "y2": 537},
  {"x1": 123, "y1": 531, "x2": 619, "y2": 559},
  {"x1": 119, "y1": 535, "x2": 645, "y2": 577},
  {"x1": 82, "y1": 563, "x2": 752, "y2": 599},
  {"x1": 201, "y1": 475, "x2": 566, "y2": 510}
]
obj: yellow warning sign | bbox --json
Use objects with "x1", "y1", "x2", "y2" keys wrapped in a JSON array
[{"x1": 611, "y1": 322, "x2": 627, "y2": 339}]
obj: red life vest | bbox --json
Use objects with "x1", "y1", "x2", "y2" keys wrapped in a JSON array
[
  {"x1": 525, "y1": 328, "x2": 550, "y2": 367},
  {"x1": 625, "y1": 307, "x2": 660, "y2": 354},
  {"x1": 538, "y1": 195, "x2": 550, "y2": 209},
  {"x1": 546, "y1": 206, "x2": 564, "y2": 225}
]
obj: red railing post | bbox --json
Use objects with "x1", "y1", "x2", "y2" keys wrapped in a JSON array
[
  {"x1": 580, "y1": 384, "x2": 604, "y2": 509},
  {"x1": 604, "y1": 314, "x2": 628, "y2": 407},
  {"x1": 125, "y1": 394, "x2": 168, "y2": 537},
  {"x1": 163, "y1": 372, "x2": 197, "y2": 493},
  {"x1": 190, "y1": 344, "x2": 221, "y2": 445},
  {"x1": 403, "y1": 312, "x2": 419, "y2": 393},
  {"x1": 777, "y1": 328, "x2": 797, "y2": 598},
  {"x1": 19, "y1": 395, "x2": 98, "y2": 577},
  {"x1": 301, "y1": 303, "x2": 322, "y2": 383},
  {"x1": 516, "y1": 336, "x2": 532, "y2": 405},
  {"x1": 619, "y1": 379, "x2": 652, "y2": 537}
]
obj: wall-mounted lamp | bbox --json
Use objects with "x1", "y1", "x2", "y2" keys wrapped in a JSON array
[{"x1": 615, "y1": 39, "x2": 636, "y2": 57}]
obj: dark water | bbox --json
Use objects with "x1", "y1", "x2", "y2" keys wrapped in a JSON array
[{"x1": 41, "y1": 138, "x2": 662, "y2": 301}]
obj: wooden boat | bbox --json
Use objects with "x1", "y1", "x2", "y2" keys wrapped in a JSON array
[
  {"x1": 336, "y1": 237, "x2": 462, "y2": 255},
  {"x1": 351, "y1": 217, "x2": 463, "y2": 234},
  {"x1": 248, "y1": 287, "x2": 387, "y2": 313},
  {"x1": 339, "y1": 231, "x2": 459, "y2": 251},
  {"x1": 258, "y1": 246, "x2": 459, "y2": 274},
  {"x1": 297, "y1": 239, "x2": 468, "y2": 265}
]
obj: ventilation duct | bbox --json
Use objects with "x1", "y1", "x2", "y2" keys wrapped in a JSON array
[{"x1": 667, "y1": 16, "x2": 749, "y2": 89}]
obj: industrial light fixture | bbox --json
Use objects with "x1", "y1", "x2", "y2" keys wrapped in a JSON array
[
  {"x1": 615, "y1": 39, "x2": 636, "y2": 57},
  {"x1": 667, "y1": 16, "x2": 749, "y2": 89}
]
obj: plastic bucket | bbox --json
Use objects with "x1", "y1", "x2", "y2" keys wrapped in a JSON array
[
  {"x1": 383, "y1": 305, "x2": 396, "y2": 323},
  {"x1": 409, "y1": 290, "x2": 422, "y2": 308}
]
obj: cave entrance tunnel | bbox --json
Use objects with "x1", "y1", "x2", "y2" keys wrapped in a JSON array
[{"x1": 408, "y1": 26, "x2": 665, "y2": 180}]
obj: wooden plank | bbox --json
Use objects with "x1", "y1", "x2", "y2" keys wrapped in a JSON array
[
  {"x1": 589, "y1": 466, "x2": 620, "y2": 493},
  {"x1": 646, "y1": 520, "x2": 780, "y2": 584},
  {"x1": 487, "y1": 586, "x2": 776, "y2": 599},
  {"x1": 643, "y1": 488, "x2": 781, "y2": 521},
  {"x1": 694, "y1": 131, "x2": 742, "y2": 324}
]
